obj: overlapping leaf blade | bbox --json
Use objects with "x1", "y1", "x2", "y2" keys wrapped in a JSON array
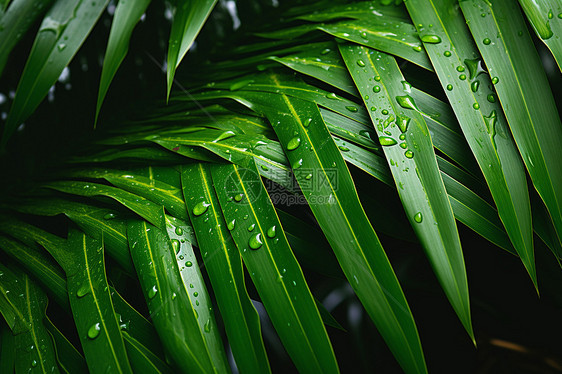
[
  {"x1": 519, "y1": 0, "x2": 562, "y2": 71},
  {"x1": 224, "y1": 89, "x2": 426, "y2": 373},
  {"x1": 339, "y1": 43, "x2": 473, "y2": 339},
  {"x1": 406, "y1": 0, "x2": 536, "y2": 287},
  {"x1": 0, "y1": 0, "x2": 55, "y2": 76},
  {"x1": 0, "y1": 263, "x2": 60, "y2": 373},
  {"x1": 181, "y1": 163, "x2": 271, "y2": 374},
  {"x1": 126, "y1": 218, "x2": 230, "y2": 373},
  {"x1": 211, "y1": 162, "x2": 339, "y2": 374},
  {"x1": 3, "y1": 0, "x2": 109, "y2": 146},
  {"x1": 459, "y1": 0, "x2": 562, "y2": 250},
  {"x1": 65, "y1": 230, "x2": 132, "y2": 373}
]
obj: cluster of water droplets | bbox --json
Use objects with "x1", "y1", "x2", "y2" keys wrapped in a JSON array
[{"x1": 223, "y1": 192, "x2": 279, "y2": 251}]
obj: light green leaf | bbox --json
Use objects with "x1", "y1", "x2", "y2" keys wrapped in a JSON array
[
  {"x1": 3, "y1": 0, "x2": 109, "y2": 146},
  {"x1": 96, "y1": 0, "x2": 152, "y2": 123},
  {"x1": 166, "y1": 0, "x2": 217, "y2": 99}
]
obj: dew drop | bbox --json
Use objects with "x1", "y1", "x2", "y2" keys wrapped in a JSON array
[
  {"x1": 247, "y1": 224, "x2": 256, "y2": 232},
  {"x1": 204, "y1": 319, "x2": 211, "y2": 332},
  {"x1": 412, "y1": 45, "x2": 423, "y2": 52},
  {"x1": 267, "y1": 225, "x2": 276, "y2": 238},
  {"x1": 464, "y1": 58, "x2": 486, "y2": 79},
  {"x1": 186, "y1": 261, "x2": 193, "y2": 267},
  {"x1": 57, "y1": 43, "x2": 66, "y2": 51},
  {"x1": 88, "y1": 323, "x2": 101, "y2": 339},
  {"x1": 304, "y1": 118, "x2": 313, "y2": 127},
  {"x1": 421, "y1": 34, "x2": 441, "y2": 43},
  {"x1": 491, "y1": 76, "x2": 499, "y2": 84},
  {"x1": 399, "y1": 133, "x2": 406, "y2": 141},
  {"x1": 381, "y1": 109, "x2": 389, "y2": 115},
  {"x1": 171, "y1": 239, "x2": 180, "y2": 254},
  {"x1": 229, "y1": 79, "x2": 253, "y2": 91},
  {"x1": 287, "y1": 137, "x2": 301, "y2": 150},
  {"x1": 345, "y1": 106, "x2": 358, "y2": 112},
  {"x1": 193, "y1": 291, "x2": 198, "y2": 297},
  {"x1": 405, "y1": 150, "x2": 414, "y2": 158},
  {"x1": 471, "y1": 80, "x2": 479, "y2": 92},
  {"x1": 444, "y1": 51, "x2": 451, "y2": 57},
  {"x1": 148, "y1": 285, "x2": 158, "y2": 299},
  {"x1": 326, "y1": 92, "x2": 339, "y2": 100},
  {"x1": 31, "y1": 360, "x2": 37, "y2": 367},
  {"x1": 473, "y1": 102, "x2": 480, "y2": 110},
  {"x1": 378, "y1": 136, "x2": 397, "y2": 146},
  {"x1": 234, "y1": 193, "x2": 244, "y2": 202},
  {"x1": 446, "y1": 84, "x2": 453, "y2": 91},
  {"x1": 103, "y1": 213, "x2": 116, "y2": 220},
  {"x1": 175, "y1": 227, "x2": 183, "y2": 235},
  {"x1": 398, "y1": 117, "x2": 410, "y2": 133},
  {"x1": 483, "y1": 38, "x2": 491, "y2": 45},
  {"x1": 484, "y1": 110, "x2": 497, "y2": 137},
  {"x1": 396, "y1": 95, "x2": 419, "y2": 111},
  {"x1": 487, "y1": 94, "x2": 496, "y2": 103},
  {"x1": 227, "y1": 219, "x2": 236, "y2": 231},
  {"x1": 373, "y1": 85, "x2": 381, "y2": 93},
  {"x1": 456, "y1": 65, "x2": 465, "y2": 72},
  {"x1": 213, "y1": 131, "x2": 236, "y2": 142},
  {"x1": 459, "y1": 74, "x2": 466, "y2": 80},
  {"x1": 77, "y1": 284, "x2": 90, "y2": 298},
  {"x1": 193, "y1": 201, "x2": 210, "y2": 216},
  {"x1": 292, "y1": 158, "x2": 303, "y2": 169},
  {"x1": 400, "y1": 142, "x2": 408, "y2": 149},
  {"x1": 356, "y1": 60, "x2": 366, "y2": 67},
  {"x1": 320, "y1": 48, "x2": 331, "y2": 55},
  {"x1": 249, "y1": 233, "x2": 263, "y2": 250},
  {"x1": 413, "y1": 212, "x2": 423, "y2": 223},
  {"x1": 374, "y1": 75, "x2": 381, "y2": 81},
  {"x1": 338, "y1": 145, "x2": 350, "y2": 152}
]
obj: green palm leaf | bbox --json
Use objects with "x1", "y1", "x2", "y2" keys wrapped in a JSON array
[
  {"x1": 181, "y1": 163, "x2": 271, "y2": 374},
  {"x1": 96, "y1": 0, "x2": 151, "y2": 123},
  {"x1": 518, "y1": 0, "x2": 562, "y2": 71},
  {"x1": 0, "y1": 263, "x2": 60, "y2": 373},
  {"x1": 405, "y1": 0, "x2": 536, "y2": 287},
  {"x1": 211, "y1": 161, "x2": 339, "y2": 374},
  {"x1": 3, "y1": 0, "x2": 109, "y2": 147},
  {"x1": 127, "y1": 218, "x2": 230, "y2": 373},
  {"x1": 458, "y1": 0, "x2": 562, "y2": 251},
  {"x1": 166, "y1": 0, "x2": 217, "y2": 99},
  {"x1": 339, "y1": 43, "x2": 472, "y2": 339}
]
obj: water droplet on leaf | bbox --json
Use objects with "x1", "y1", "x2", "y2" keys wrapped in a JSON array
[
  {"x1": 378, "y1": 136, "x2": 397, "y2": 146},
  {"x1": 193, "y1": 201, "x2": 210, "y2": 216},
  {"x1": 249, "y1": 233, "x2": 263, "y2": 250},
  {"x1": 421, "y1": 35, "x2": 441, "y2": 43},
  {"x1": 287, "y1": 137, "x2": 301, "y2": 150},
  {"x1": 88, "y1": 323, "x2": 101, "y2": 339}
]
